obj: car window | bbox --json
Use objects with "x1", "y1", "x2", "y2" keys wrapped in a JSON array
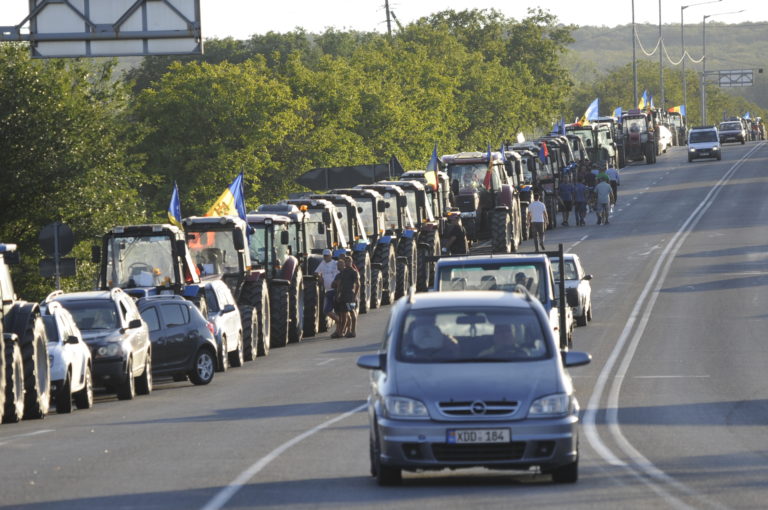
[
  {"x1": 397, "y1": 308, "x2": 550, "y2": 363},
  {"x1": 140, "y1": 306, "x2": 162, "y2": 332},
  {"x1": 205, "y1": 286, "x2": 220, "y2": 313},
  {"x1": 437, "y1": 263, "x2": 545, "y2": 302},
  {"x1": 160, "y1": 303, "x2": 189, "y2": 328},
  {"x1": 43, "y1": 316, "x2": 60, "y2": 344},
  {"x1": 690, "y1": 130, "x2": 717, "y2": 143},
  {"x1": 551, "y1": 261, "x2": 579, "y2": 281},
  {"x1": 59, "y1": 300, "x2": 120, "y2": 331}
]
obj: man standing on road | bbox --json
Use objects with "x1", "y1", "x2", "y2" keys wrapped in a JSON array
[
  {"x1": 559, "y1": 178, "x2": 574, "y2": 226},
  {"x1": 594, "y1": 178, "x2": 614, "y2": 225},
  {"x1": 527, "y1": 192, "x2": 548, "y2": 252},
  {"x1": 335, "y1": 256, "x2": 360, "y2": 338},
  {"x1": 606, "y1": 164, "x2": 620, "y2": 209},
  {"x1": 442, "y1": 212, "x2": 468, "y2": 255},
  {"x1": 314, "y1": 249, "x2": 339, "y2": 324},
  {"x1": 573, "y1": 178, "x2": 588, "y2": 226}
]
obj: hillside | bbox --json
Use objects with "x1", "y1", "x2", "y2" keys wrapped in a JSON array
[{"x1": 565, "y1": 22, "x2": 768, "y2": 109}]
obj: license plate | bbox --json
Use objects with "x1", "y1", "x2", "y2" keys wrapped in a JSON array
[{"x1": 447, "y1": 428, "x2": 510, "y2": 444}]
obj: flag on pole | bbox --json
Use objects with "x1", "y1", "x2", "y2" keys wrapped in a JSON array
[
  {"x1": 649, "y1": 95, "x2": 655, "y2": 109},
  {"x1": 578, "y1": 98, "x2": 599, "y2": 125},
  {"x1": 167, "y1": 182, "x2": 183, "y2": 229},
  {"x1": 538, "y1": 141, "x2": 549, "y2": 164},
  {"x1": 425, "y1": 143, "x2": 439, "y2": 191},
  {"x1": 744, "y1": 112, "x2": 751, "y2": 119},
  {"x1": 205, "y1": 172, "x2": 247, "y2": 223},
  {"x1": 638, "y1": 90, "x2": 648, "y2": 109},
  {"x1": 613, "y1": 106, "x2": 622, "y2": 118}
]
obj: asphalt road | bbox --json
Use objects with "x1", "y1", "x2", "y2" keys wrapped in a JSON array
[{"x1": 1, "y1": 140, "x2": 766, "y2": 510}]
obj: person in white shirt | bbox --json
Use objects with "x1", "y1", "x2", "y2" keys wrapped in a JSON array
[
  {"x1": 526, "y1": 192, "x2": 549, "y2": 252},
  {"x1": 314, "y1": 249, "x2": 339, "y2": 323},
  {"x1": 605, "y1": 165, "x2": 620, "y2": 207}
]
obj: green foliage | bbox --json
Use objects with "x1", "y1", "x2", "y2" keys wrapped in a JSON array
[{"x1": 0, "y1": 44, "x2": 145, "y2": 300}]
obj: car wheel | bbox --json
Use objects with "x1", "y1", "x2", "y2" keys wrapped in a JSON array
[
  {"x1": 229, "y1": 332, "x2": 244, "y2": 368},
  {"x1": 135, "y1": 353, "x2": 152, "y2": 396},
  {"x1": 116, "y1": 357, "x2": 136, "y2": 400},
  {"x1": 216, "y1": 335, "x2": 229, "y2": 373},
  {"x1": 73, "y1": 364, "x2": 93, "y2": 410},
  {"x1": 56, "y1": 371, "x2": 73, "y2": 414},
  {"x1": 372, "y1": 424, "x2": 401, "y2": 486},
  {"x1": 188, "y1": 348, "x2": 215, "y2": 385},
  {"x1": 551, "y1": 459, "x2": 578, "y2": 484},
  {"x1": 587, "y1": 302, "x2": 592, "y2": 322},
  {"x1": 717, "y1": 154, "x2": 722, "y2": 161}
]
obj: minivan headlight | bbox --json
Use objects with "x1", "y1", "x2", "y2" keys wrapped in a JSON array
[
  {"x1": 384, "y1": 396, "x2": 429, "y2": 419},
  {"x1": 528, "y1": 393, "x2": 570, "y2": 417}
]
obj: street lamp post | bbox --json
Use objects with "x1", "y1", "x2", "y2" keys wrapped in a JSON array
[
  {"x1": 632, "y1": 0, "x2": 638, "y2": 109},
  {"x1": 659, "y1": 0, "x2": 664, "y2": 111},
  {"x1": 700, "y1": 9, "x2": 745, "y2": 124},
  {"x1": 681, "y1": 0, "x2": 721, "y2": 121}
]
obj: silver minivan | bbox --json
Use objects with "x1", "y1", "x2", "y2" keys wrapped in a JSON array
[{"x1": 357, "y1": 290, "x2": 591, "y2": 485}]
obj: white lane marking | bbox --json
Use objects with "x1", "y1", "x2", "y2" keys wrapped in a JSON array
[
  {"x1": 638, "y1": 244, "x2": 662, "y2": 256},
  {"x1": 315, "y1": 358, "x2": 336, "y2": 366},
  {"x1": 0, "y1": 429, "x2": 54, "y2": 447},
  {"x1": 201, "y1": 404, "x2": 366, "y2": 510},
  {"x1": 568, "y1": 235, "x2": 589, "y2": 250},
  {"x1": 633, "y1": 375, "x2": 710, "y2": 379},
  {"x1": 584, "y1": 142, "x2": 764, "y2": 507}
]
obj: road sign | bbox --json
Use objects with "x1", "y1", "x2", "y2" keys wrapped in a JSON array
[
  {"x1": 39, "y1": 222, "x2": 74, "y2": 258},
  {"x1": 0, "y1": 0, "x2": 202, "y2": 58},
  {"x1": 718, "y1": 70, "x2": 754, "y2": 87},
  {"x1": 39, "y1": 258, "x2": 76, "y2": 278}
]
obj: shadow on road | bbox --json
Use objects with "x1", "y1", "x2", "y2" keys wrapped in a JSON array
[
  {"x1": 617, "y1": 398, "x2": 768, "y2": 426},
  {"x1": 660, "y1": 274, "x2": 768, "y2": 293}
]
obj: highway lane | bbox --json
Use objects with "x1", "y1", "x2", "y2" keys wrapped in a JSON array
[{"x1": 0, "y1": 141, "x2": 766, "y2": 509}]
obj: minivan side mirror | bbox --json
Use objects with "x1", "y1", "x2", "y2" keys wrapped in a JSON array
[
  {"x1": 356, "y1": 353, "x2": 386, "y2": 371},
  {"x1": 66, "y1": 335, "x2": 80, "y2": 345},
  {"x1": 562, "y1": 351, "x2": 591, "y2": 367},
  {"x1": 127, "y1": 319, "x2": 143, "y2": 330},
  {"x1": 222, "y1": 304, "x2": 236, "y2": 314}
]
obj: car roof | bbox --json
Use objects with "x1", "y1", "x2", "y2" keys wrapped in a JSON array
[
  {"x1": 53, "y1": 290, "x2": 115, "y2": 302},
  {"x1": 405, "y1": 290, "x2": 535, "y2": 311},
  {"x1": 436, "y1": 254, "x2": 549, "y2": 266}
]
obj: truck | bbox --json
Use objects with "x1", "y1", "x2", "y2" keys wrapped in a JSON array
[
  {"x1": 566, "y1": 122, "x2": 619, "y2": 169},
  {"x1": 1, "y1": 243, "x2": 51, "y2": 422},
  {"x1": 182, "y1": 216, "x2": 275, "y2": 358},
  {"x1": 667, "y1": 110, "x2": 686, "y2": 146},
  {"x1": 441, "y1": 151, "x2": 522, "y2": 254},
  {"x1": 622, "y1": 109, "x2": 657, "y2": 164}
]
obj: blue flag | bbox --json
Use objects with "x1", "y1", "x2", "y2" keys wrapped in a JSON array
[
  {"x1": 613, "y1": 106, "x2": 622, "y2": 118},
  {"x1": 167, "y1": 182, "x2": 182, "y2": 229},
  {"x1": 744, "y1": 111, "x2": 751, "y2": 119},
  {"x1": 638, "y1": 90, "x2": 648, "y2": 109},
  {"x1": 206, "y1": 172, "x2": 247, "y2": 225},
  {"x1": 584, "y1": 98, "x2": 599, "y2": 122}
]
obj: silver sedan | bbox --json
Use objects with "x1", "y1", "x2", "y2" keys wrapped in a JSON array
[{"x1": 357, "y1": 291, "x2": 591, "y2": 485}]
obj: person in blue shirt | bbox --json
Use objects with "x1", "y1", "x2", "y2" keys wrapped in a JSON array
[{"x1": 558, "y1": 178, "x2": 574, "y2": 226}]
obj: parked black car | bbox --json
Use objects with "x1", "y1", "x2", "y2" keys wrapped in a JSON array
[{"x1": 137, "y1": 296, "x2": 218, "y2": 385}]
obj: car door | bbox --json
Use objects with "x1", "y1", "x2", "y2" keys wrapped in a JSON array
[
  {"x1": 61, "y1": 314, "x2": 86, "y2": 392},
  {"x1": 157, "y1": 302, "x2": 195, "y2": 371},
  {"x1": 119, "y1": 296, "x2": 147, "y2": 374},
  {"x1": 140, "y1": 305, "x2": 167, "y2": 370},
  {"x1": 215, "y1": 284, "x2": 238, "y2": 352}
]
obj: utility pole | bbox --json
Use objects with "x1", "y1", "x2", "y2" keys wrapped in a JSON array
[
  {"x1": 384, "y1": 0, "x2": 392, "y2": 38},
  {"x1": 632, "y1": 0, "x2": 638, "y2": 108},
  {"x1": 659, "y1": 0, "x2": 665, "y2": 110}
]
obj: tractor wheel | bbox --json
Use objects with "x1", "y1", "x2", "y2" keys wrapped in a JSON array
[
  {"x1": 0, "y1": 335, "x2": 5, "y2": 416},
  {"x1": 2, "y1": 338, "x2": 24, "y2": 423},
  {"x1": 369, "y1": 268, "x2": 383, "y2": 309},
  {"x1": 397, "y1": 237, "x2": 416, "y2": 290},
  {"x1": 302, "y1": 276, "x2": 320, "y2": 338},
  {"x1": 353, "y1": 250, "x2": 372, "y2": 314},
  {"x1": 269, "y1": 283, "x2": 290, "y2": 349},
  {"x1": 395, "y1": 260, "x2": 410, "y2": 300},
  {"x1": 415, "y1": 230, "x2": 438, "y2": 292},
  {"x1": 7, "y1": 309, "x2": 51, "y2": 420},
  {"x1": 288, "y1": 268, "x2": 304, "y2": 344},
  {"x1": 374, "y1": 243, "x2": 396, "y2": 305},
  {"x1": 490, "y1": 209, "x2": 512, "y2": 254}
]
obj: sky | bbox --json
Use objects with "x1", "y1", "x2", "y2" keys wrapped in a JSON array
[{"x1": 2, "y1": 0, "x2": 765, "y2": 40}]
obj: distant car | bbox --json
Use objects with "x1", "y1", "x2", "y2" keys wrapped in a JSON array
[
  {"x1": 433, "y1": 254, "x2": 573, "y2": 349},
  {"x1": 357, "y1": 291, "x2": 591, "y2": 485},
  {"x1": 41, "y1": 301, "x2": 93, "y2": 413},
  {"x1": 657, "y1": 124, "x2": 673, "y2": 153},
  {"x1": 718, "y1": 121, "x2": 746, "y2": 144},
  {"x1": 48, "y1": 289, "x2": 152, "y2": 400},
  {"x1": 204, "y1": 280, "x2": 244, "y2": 371},
  {"x1": 550, "y1": 254, "x2": 593, "y2": 327},
  {"x1": 688, "y1": 126, "x2": 721, "y2": 162},
  {"x1": 137, "y1": 295, "x2": 218, "y2": 385}
]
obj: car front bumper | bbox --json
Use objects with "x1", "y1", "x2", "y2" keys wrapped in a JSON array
[
  {"x1": 92, "y1": 357, "x2": 127, "y2": 386},
  {"x1": 375, "y1": 414, "x2": 579, "y2": 471}
]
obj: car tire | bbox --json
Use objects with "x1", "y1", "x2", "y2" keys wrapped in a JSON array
[
  {"x1": 56, "y1": 371, "x2": 73, "y2": 414},
  {"x1": 116, "y1": 357, "x2": 136, "y2": 400},
  {"x1": 576, "y1": 308, "x2": 588, "y2": 327},
  {"x1": 551, "y1": 459, "x2": 578, "y2": 484},
  {"x1": 73, "y1": 364, "x2": 94, "y2": 410},
  {"x1": 188, "y1": 348, "x2": 215, "y2": 385},
  {"x1": 216, "y1": 335, "x2": 229, "y2": 373},
  {"x1": 229, "y1": 332, "x2": 244, "y2": 368},
  {"x1": 717, "y1": 154, "x2": 722, "y2": 161},
  {"x1": 587, "y1": 302, "x2": 592, "y2": 322},
  {"x1": 371, "y1": 425, "x2": 401, "y2": 486},
  {"x1": 135, "y1": 353, "x2": 152, "y2": 396},
  {"x1": 2, "y1": 339, "x2": 25, "y2": 423}
]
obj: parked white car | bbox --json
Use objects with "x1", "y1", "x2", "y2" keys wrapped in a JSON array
[
  {"x1": 42, "y1": 301, "x2": 94, "y2": 413},
  {"x1": 204, "y1": 280, "x2": 244, "y2": 371},
  {"x1": 551, "y1": 253, "x2": 592, "y2": 327}
]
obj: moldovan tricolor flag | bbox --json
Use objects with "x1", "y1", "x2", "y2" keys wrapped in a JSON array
[{"x1": 205, "y1": 172, "x2": 247, "y2": 222}]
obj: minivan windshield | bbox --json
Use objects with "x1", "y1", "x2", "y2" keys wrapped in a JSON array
[
  {"x1": 437, "y1": 263, "x2": 547, "y2": 303},
  {"x1": 397, "y1": 308, "x2": 550, "y2": 363},
  {"x1": 690, "y1": 130, "x2": 718, "y2": 143}
]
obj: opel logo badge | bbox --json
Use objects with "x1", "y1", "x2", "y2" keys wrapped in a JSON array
[{"x1": 470, "y1": 400, "x2": 487, "y2": 415}]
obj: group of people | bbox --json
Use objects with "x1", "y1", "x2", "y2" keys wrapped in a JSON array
[
  {"x1": 313, "y1": 249, "x2": 360, "y2": 339},
  {"x1": 558, "y1": 161, "x2": 619, "y2": 227}
]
